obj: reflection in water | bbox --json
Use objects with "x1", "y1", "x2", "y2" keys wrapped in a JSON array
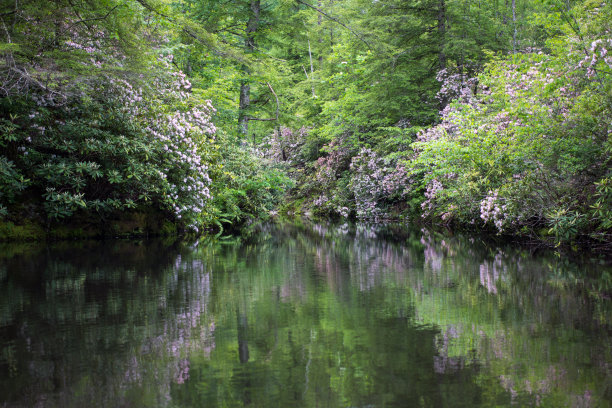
[
  {"x1": 0, "y1": 241, "x2": 215, "y2": 407},
  {"x1": 0, "y1": 222, "x2": 611, "y2": 407},
  {"x1": 478, "y1": 252, "x2": 508, "y2": 294}
]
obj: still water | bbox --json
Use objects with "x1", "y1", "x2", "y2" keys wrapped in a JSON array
[{"x1": 0, "y1": 221, "x2": 610, "y2": 407}]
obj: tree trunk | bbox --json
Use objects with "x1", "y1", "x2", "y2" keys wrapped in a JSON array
[
  {"x1": 438, "y1": 0, "x2": 446, "y2": 71},
  {"x1": 503, "y1": 0, "x2": 508, "y2": 24},
  {"x1": 239, "y1": 82, "x2": 250, "y2": 136},
  {"x1": 318, "y1": 0, "x2": 323, "y2": 67},
  {"x1": 512, "y1": 0, "x2": 517, "y2": 53},
  {"x1": 438, "y1": 0, "x2": 448, "y2": 110},
  {"x1": 329, "y1": 0, "x2": 334, "y2": 49},
  {"x1": 238, "y1": 0, "x2": 260, "y2": 136},
  {"x1": 308, "y1": 38, "x2": 315, "y2": 97}
]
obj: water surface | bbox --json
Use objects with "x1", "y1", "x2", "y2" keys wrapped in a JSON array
[{"x1": 0, "y1": 221, "x2": 611, "y2": 407}]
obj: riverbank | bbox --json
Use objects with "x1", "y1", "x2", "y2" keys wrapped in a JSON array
[
  {"x1": 0, "y1": 211, "x2": 179, "y2": 242},
  {"x1": 279, "y1": 202, "x2": 612, "y2": 258}
]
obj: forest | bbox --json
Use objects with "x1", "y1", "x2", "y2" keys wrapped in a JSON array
[{"x1": 0, "y1": 0, "x2": 611, "y2": 250}]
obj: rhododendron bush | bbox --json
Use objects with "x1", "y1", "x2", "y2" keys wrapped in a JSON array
[
  {"x1": 273, "y1": 3, "x2": 611, "y2": 249},
  {"x1": 407, "y1": 42, "x2": 611, "y2": 246},
  {"x1": 0, "y1": 1, "x2": 218, "y2": 232},
  {"x1": 1, "y1": 60, "x2": 217, "y2": 230}
]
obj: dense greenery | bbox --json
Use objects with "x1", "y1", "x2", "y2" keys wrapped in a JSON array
[
  {"x1": 0, "y1": 0, "x2": 290, "y2": 235},
  {"x1": 0, "y1": 0, "x2": 610, "y2": 248}
]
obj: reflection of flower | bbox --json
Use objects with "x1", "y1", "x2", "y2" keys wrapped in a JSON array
[
  {"x1": 478, "y1": 252, "x2": 507, "y2": 294},
  {"x1": 123, "y1": 257, "x2": 215, "y2": 392},
  {"x1": 434, "y1": 325, "x2": 465, "y2": 374},
  {"x1": 174, "y1": 359, "x2": 190, "y2": 384},
  {"x1": 421, "y1": 233, "x2": 443, "y2": 274}
]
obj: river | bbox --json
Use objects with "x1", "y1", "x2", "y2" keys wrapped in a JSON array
[{"x1": 0, "y1": 220, "x2": 610, "y2": 407}]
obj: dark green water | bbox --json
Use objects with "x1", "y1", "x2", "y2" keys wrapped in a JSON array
[{"x1": 0, "y1": 221, "x2": 611, "y2": 407}]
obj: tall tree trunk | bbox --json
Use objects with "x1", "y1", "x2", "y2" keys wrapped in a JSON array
[
  {"x1": 308, "y1": 38, "x2": 315, "y2": 97},
  {"x1": 503, "y1": 0, "x2": 508, "y2": 24},
  {"x1": 438, "y1": 0, "x2": 448, "y2": 110},
  {"x1": 239, "y1": 83, "x2": 250, "y2": 135},
  {"x1": 329, "y1": 0, "x2": 334, "y2": 49},
  {"x1": 512, "y1": 0, "x2": 517, "y2": 53},
  {"x1": 438, "y1": 0, "x2": 446, "y2": 71},
  {"x1": 238, "y1": 0, "x2": 260, "y2": 136},
  {"x1": 318, "y1": 0, "x2": 323, "y2": 67}
]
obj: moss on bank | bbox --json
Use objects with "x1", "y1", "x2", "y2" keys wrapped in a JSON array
[{"x1": 0, "y1": 211, "x2": 180, "y2": 242}]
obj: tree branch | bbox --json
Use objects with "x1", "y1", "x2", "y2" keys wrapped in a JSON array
[
  {"x1": 245, "y1": 82, "x2": 280, "y2": 122},
  {"x1": 245, "y1": 117, "x2": 277, "y2": 121},
  {"x1": 267, "y1": 81, "x2": 279, "y2": 121},
  {"x1": 65, "y1": 1, "x2": 119, "y2": 32},
  {"x1": 295, "y1": 0, "x2": 372, "y2": 50},
  {"x1": 134, "y1": 0, "x2": 243, "y2": 62}
]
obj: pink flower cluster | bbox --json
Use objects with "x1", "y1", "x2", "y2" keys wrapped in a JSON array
[
  {"x1": 578, "y1": 39, "x2": 612, "y2": 78},
  {"x1": 436, "y1": 68, "x2": 480, "y2": 111},
  {"x1": 109, "y1": 59, "x2": 218, "y2": 231},
  {"x1": 347, "y1": 148, "x2": 411, "y2": 220},
  {"x1": 350, "y1": 148, "x2": 389, "y2": 220},
  {"x1": 421, "y1": 179, "x2": 443, "y2": 218}
]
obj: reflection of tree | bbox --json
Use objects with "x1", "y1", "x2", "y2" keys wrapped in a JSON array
[
  {"x1": 1, "y1": 222, "x2": 611, "y2": 407},
  {"x1": 237, "y1": 306, "x2": 250, "y2": 365},
  {"x1": 0, "y1": 241, "x2": 215, "y2": 407},
  {"x1": 267, "y1": 221, "x2": 612, "y2": 406},
  {"x1": 170, "y1": 222, "x2": 488, "y2": 407}
]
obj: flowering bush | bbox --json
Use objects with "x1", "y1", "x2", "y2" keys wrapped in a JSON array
[
  {"x1": 259, "y1": 126, "x2": 308, "y2": 166},
  {"x1": 0, "y1": 2, "x2": 218, "y2": 232},
  {"x1": 1, "y1": 61, "x2": 217, "y2": 231},
  {"x1": 133, "y1": 57, "x2": 217, "y2": 231},
  {"x1": 272, "y1": 132, "x2": 355, "y2": 218},
  {"x1": 479, "y1": 190, "x2": 508, "y2": 232},
  {"x1": 405, "y1": 39, "x2": 611, "y2": 245}
]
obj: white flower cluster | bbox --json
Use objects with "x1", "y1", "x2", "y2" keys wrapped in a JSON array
[
  {"x1": 151, "y1": 110, "x2": 214, "y2": 229},
  {"x1": 111, "y1": 78, "x2": 143, "y2": 116},
  {"x1": 480, "y1": 190, "x2": 507, "y2": 231}
]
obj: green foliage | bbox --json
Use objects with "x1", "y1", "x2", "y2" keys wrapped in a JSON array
[
  {"x1": 0, "y1": 0, "x2": 225, "y2": 233},
  {"x1": 210, "y1": 135, "x2": 294, "y2": 228},
  {"x1": 405, "y1": 16, "x2": 612, "y2": 247},
  {"x1": 0, "y1": 220, "x2": 46, "y2": 241},
  {"x1": 1, "y1": 0, "x2": 611, "y2": 246}
]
